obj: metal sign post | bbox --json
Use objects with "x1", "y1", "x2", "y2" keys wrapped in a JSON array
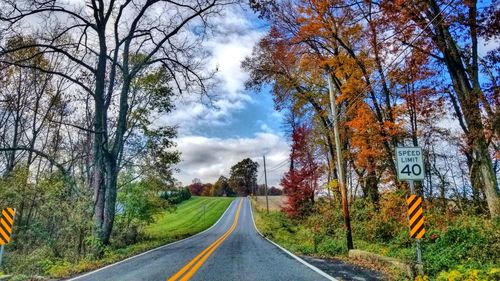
[
  {"x1": 396, "y1": 147, "x2": 425, "y2": 275},
  {"x1": 201, "y1": 204, "x2": 206, "y2": 226},
  {"x1": 0, "y1": 245, "x2": 4, "y2": 267}
]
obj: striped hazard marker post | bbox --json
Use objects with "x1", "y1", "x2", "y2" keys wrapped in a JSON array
[
  {"x1": 407, "y1": 195, "x2": 425, "y2": 239},
  {"x1": 406, "y1": 191, "x2": 425, "y2": 276},
  {"x1": 0, "y1": 207, "x2": 16, "y2": 267}
]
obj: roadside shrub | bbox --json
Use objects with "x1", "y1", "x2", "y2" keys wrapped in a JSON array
[
  {"x1": 5, "y1": 246, "x2": 55, "y2": 276},
  {"x1": 372, "y1": 216, "x2": 400, "y2": 242},
  {"x1": 351, "y1": 192, "x2": 407, "y2": 243},
  {"x1": 160, "y1": 188, "x2": 191, "y2": 204},
  {"x1": 424, "y1": 217, "x2": 500, "y2": 277},
  {"x1": 392, "y1": 229, "x2": 413, "y2": 249},
  {"x1": 436, "y1": 266, "x2": 500, "y2": 281},
  {"x1": 256, "y1": 210, "x2": 287, "y2": 238},
  {"x1": 114, "y1": 176, "x2": 169, "y2": 247},
  {"x1": 274, "y1": 211, "x2": 295, "y2": 233},
  {"x1": 47, "y1": 260, "x2": 72, "y2": 278},
  {"x1": 318, "y1": 237, "x2": 347, "y2": 256},
  {"x1": 8, "y1": 275, "x2": 30, "y2": 281}
]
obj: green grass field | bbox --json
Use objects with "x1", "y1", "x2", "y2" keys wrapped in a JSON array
[{"x1": 145, "y1": 196, "x2": 235, "y2": 239}]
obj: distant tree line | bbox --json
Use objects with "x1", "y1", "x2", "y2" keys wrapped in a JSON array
[
  {"x1": 160, "y1": 188, "x2": 192, "y2": 205},
  {"x1": 255, "y1": 184, "x2": 283, "y2": 196},
  {"x1": 187, "y1": 158, "x2": 284, "y2": 197}
]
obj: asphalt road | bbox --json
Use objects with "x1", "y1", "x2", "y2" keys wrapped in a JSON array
[{"x1": 68, "y1": 198, "x2": 334, "y2": 281}]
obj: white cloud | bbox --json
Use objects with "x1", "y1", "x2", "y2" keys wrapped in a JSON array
[
  {"x1": 478, "y1": 38, "x2": 499, "y2": 57},
  {"x1": 163, "y1": 6, "x2": 266, "y2": 134},
  {"x1": 259, "y1": 123, "x2": 273, "y2": 133},
  {"x1": 174, "y1": 132, "x2": 290, "y2": 187}
]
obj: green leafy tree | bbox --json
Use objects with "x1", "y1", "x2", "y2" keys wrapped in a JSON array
[
  {"x1": 212, "y1": 176, "x2": 234, "y2": 196},
  {"x1": 117, "y1": 175, "x2": 167, "y2": 227},
  {"x1": 229, "y1": 158, "x2": 259, "y2": 196},
  {"x1": 116, "y1": 174, "x2": 168, "y2": 244}
]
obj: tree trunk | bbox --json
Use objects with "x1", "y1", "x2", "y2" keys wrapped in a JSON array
[
  {"x1": 92, "y1": 29, "x2": 110, "y2": 249},
  {"x1": 425, "y1": 0, "x2": 500, "y2": 219},
  {"x1": 364, "y1": 163, "x2": 379, "y2": 206},
  {"x1": 102, "y1": 159, "x2": 117, "y2": 245},
  {"x1": 5, "y1": 81, "x2": 23, "y2": 175}
]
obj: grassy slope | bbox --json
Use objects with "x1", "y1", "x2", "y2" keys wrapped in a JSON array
[
  {"x1": 145, "y1": 196, "x2": 234, "y2": 239},
  {"x1": 251, "y1": 199, "x2": 312, "y2": 254},
  {"x1": 49, "y1": 196, "x2": 234, "y2": 278}
]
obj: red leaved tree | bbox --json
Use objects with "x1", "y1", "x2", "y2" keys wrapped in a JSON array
[
  {"x1": 281, "y1": 125, "x2": 319, "y2": 218},
  {"x1": 188, "y1": 179, "x2": 204, "y2": 196}
]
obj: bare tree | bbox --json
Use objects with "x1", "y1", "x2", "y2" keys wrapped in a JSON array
[{"x1": 0, "y1": 0, "x2": 234, "y2": 249}]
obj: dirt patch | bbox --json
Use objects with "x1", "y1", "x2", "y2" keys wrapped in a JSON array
[{"x1": 253, "y1": 195, "x2": 286, "y2": 211}]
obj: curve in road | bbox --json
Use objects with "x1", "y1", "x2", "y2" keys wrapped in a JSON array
[{"x1": 67, "y1": 198, "x2": 335, "y2": 281}]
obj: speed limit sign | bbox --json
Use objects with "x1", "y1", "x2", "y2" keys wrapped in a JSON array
[{"x1": 396, "y1": 147, "x2": 425, "y2": 181}]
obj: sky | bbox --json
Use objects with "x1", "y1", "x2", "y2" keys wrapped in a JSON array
[{"x1": 161, "y1": 5, "x2": 291, "y2": 187}]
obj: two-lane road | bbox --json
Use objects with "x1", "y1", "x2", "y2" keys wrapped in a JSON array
[{"x1": 69, "y1": 198, "x2": 334, "y2": 281}]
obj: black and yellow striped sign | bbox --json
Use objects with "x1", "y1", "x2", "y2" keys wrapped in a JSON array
[
  {"x1": 0, "y1": 208, "x2": 15, "y2": 245},
  {"x1": 407, "y1": 195, "x2": 425, "y2": 239}
]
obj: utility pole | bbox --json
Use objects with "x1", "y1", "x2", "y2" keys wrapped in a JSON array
[
  {"x1": 255, "y1": 180, "x2": 258, "y2": 202},
  {"x1": 327, "y1": 73, "x2": 353, "y2": 250},
  {"x1": 263, "y1": 155, "x2": 269, "y2": 214},
  {"x1": 253, "y1": 181, "x2": 257, "y2": 201}
]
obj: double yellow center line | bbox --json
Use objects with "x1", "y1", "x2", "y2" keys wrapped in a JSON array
[{"x1": 167, "y1": 199, "x2": 243, "y2": 281}]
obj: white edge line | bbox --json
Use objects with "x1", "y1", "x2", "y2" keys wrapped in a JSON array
[
  {"x1": 67, "y1": 198, "x2": 237, "y2": 281},
  {"x1": 247, "y1": 197, "x2": 339, "y2": 281}
]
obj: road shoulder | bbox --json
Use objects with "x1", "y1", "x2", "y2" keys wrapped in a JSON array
[
  {"x1": 248, "y1": 198, "x2": 338, "y2": 281},
  {"x1": 300, "y1": 256, "x2": 385, "y2": 281}
]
